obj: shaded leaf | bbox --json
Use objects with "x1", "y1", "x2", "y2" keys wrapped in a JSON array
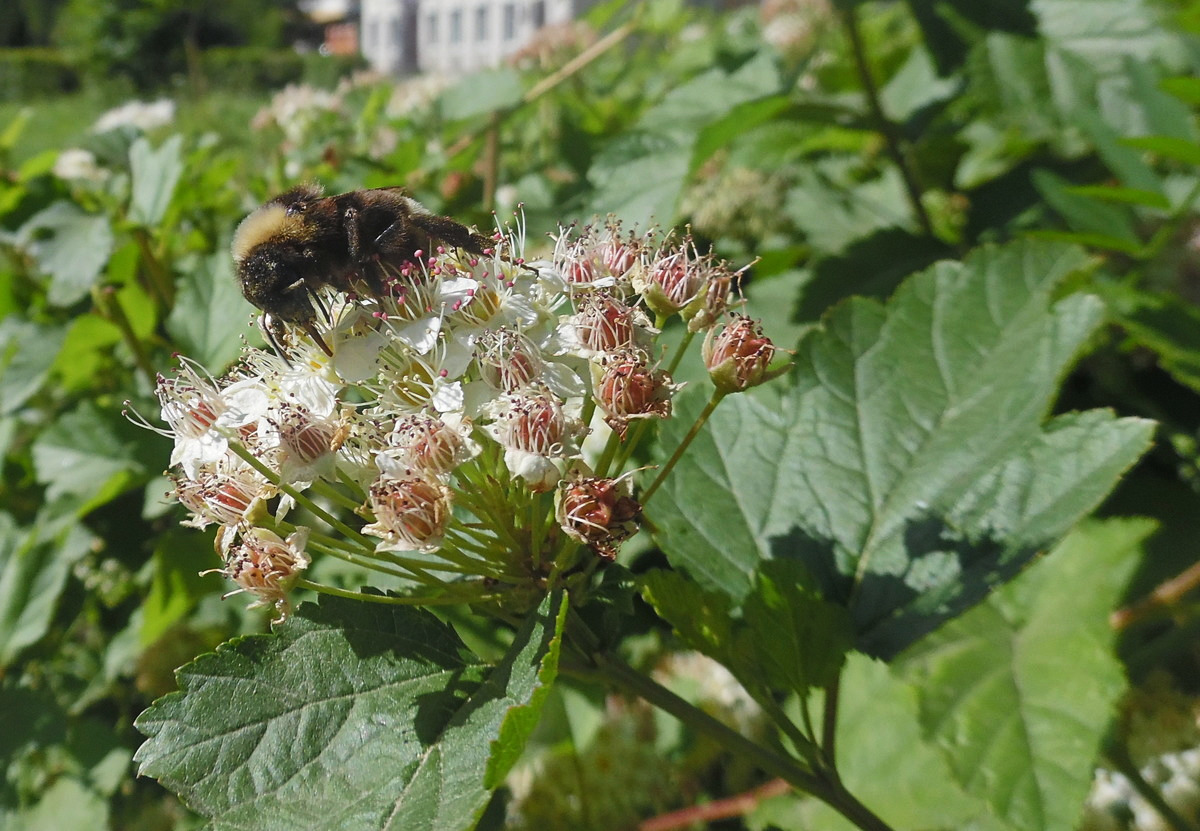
[
  {"x1": 735, "y1": 559, "x2": 853, "y2": 698},
  {"x1": 135, "y1": 591, "x2": 565, "y2": 831}
]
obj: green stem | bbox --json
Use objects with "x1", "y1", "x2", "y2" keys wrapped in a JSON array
[
  {"x1": 822, "y1": 673, "x2": 842, "y2": 768},
  {"x1": 132, "y1": 227, "x2": 175, "y2": 310},
  {"x1": 295, "y1": 579, "x2": 499, "y2": 607},
  {"x1": 594, "y1": 424, "x2": 623, "y2": 478},
  {"x1": 1106, "y1": 741, "x2": 1200, "y2": 831},
  {"x1": 665, "y1": 329, "x2": 696, "y2": 377},
  {"x1": 227, "y1": 441, "x2": 376, "y2": 550},
  {"x1": 308, "y1": 476, "x2": 365, "y2": 513},
  {"x1": 838, "y1": 4, "x2": 934, "y2": 240},
  {"x1": 569, "y1": 652, "x2": 897, "y2": 831},
  {"x1": 639, "y1": 390, "x2": 725, "y2": 505},
  {"x1": 94, "y1": 285, "x2": 156, "y2": 388}
]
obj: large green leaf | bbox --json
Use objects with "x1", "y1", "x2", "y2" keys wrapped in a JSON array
[
  {"x1": 897, "y1": 519, "x2": 1154, "y2": 830},
  {"x1": 651, "y1": 240, "x2": 1154, "y2": 659},
  {"x1": 135, "y1": 591, "x2": 566, "y2": 831},
  {"x1": 747, "y1": 654, "x2": 1003, "y2": 831}
]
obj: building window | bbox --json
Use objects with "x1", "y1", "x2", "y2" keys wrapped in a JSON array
[
  {"x1": 391, "y1": 17, "x2": 402, "y2": 45},
  {"x1": 531, "y1": 1, "x2": 545, "y2": 28},
  {"x1": 502, "y1": 3, "x2": 516, "y2": 40},
  {"x1": 426, "y1": 13, "x2": 439, "y2": 42},
  {"x1": 450, "y1": 9, "x2": 463, "y2": 43},
  {"x1": 475, "y1": 5, "x2": 489, "y2": 41}
]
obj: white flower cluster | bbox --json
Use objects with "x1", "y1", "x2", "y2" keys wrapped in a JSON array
[
  {"x1": 136, "y1": 216, "x2": 746, "y2": 617},
  {"x1": 92, "y1": 98, "x2": 176, "y2": 134}
]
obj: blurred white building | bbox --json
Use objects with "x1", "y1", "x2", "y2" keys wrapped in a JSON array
[{"x1": 360, "y1": 0, "x2": 597, "y2": 76}]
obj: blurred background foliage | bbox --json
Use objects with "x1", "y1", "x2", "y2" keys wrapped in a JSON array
[{"x1": 3, "y1": 0, "x2": 1200, "y2": 828}]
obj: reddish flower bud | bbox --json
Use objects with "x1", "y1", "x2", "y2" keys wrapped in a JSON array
[
  {"x1": 474, "y1": 327, "x2": 543, "y2": 392},
  {"x1": 595, "y1": 349, "x2": 676, "y2": 438},
  {"x1": 703, "y1": 315, "x2": 791, "y2": 393}
]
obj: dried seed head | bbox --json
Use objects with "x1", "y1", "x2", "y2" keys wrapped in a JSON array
[
  {"x1": 211, "y1": 527, "x2": 309, "y2": 623},
  {"x1": 557, "y1": 472, "x2": 641, "y2": 561}
]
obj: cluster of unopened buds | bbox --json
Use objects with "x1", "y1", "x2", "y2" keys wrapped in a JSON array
[{"x1": 131, "y1": 216, "x2": 789, "y2": 621}]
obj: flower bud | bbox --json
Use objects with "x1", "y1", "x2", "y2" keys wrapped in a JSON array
[
  {"x1": 595, "y1": 349, "x2": 676, "y2": 438},
  {"x1": 703, "y1": 314, "x2": 791, "y2": 393}
]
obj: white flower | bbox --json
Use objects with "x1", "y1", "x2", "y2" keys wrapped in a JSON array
[{"x1": 92, "y1": 98, "x2": 175, "y2": 133}]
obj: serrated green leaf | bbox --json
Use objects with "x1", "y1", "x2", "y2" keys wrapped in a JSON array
[
  {"x1": 18, "y1": 201, "x2": 115, "y2": 307},
  {"x1": 652, "y1": 240, "x2": 1154, "y2": 659},
  {"x1": 0, "y1": 512, "x2": 95, "y2": 666},
  {"x1": 166, "y1": 251, "x2": 256, "y2": 370},
  {"x1": 484, "y1": 590, "x2": 568, "y2": 787},
  {"x1": 135, "y1": 591, "x2": 564, "y2": 831},
  {"x1": 896, "y1": 519, "x2": 1155, "y2": 830},
  {"x1": 736, "y1": 560, "x2": 852, "y2": 697},
  {"x1": 129, "y1": 134, "x2": 184, "y2": 226}
]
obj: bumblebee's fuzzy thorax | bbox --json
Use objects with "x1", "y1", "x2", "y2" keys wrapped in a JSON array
[{"x1": 232, "y1": 204, "x2": 294, "y2": 263}]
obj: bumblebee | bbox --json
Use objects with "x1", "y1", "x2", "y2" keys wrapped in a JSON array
[{"x1": 232, "y1": 185, "x2": 492, "y2": 356}]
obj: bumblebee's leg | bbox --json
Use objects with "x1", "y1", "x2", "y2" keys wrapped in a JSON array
[
  {"x1": 398, "y1": 212, "x2": 492, "y2": 256},
  {"x1": 344, "y1": 206, "x2": 362, "y2": 260}
]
